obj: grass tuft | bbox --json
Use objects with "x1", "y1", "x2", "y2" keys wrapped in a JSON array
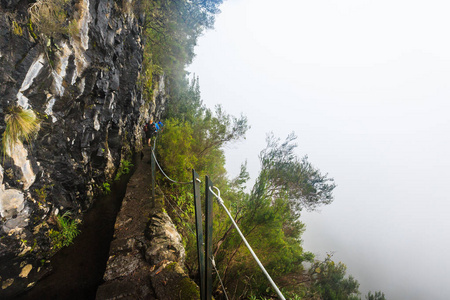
[
  {"x1": 28, "y1": 0, "x2": 71, "y2": 38},
  {"x1": 2, "y1": 106, "x2": 40, "y2": 157}
]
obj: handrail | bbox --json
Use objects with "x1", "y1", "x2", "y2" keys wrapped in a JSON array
[
  {"x1": 209, "y1": 186, "x2": 286, "y2": 300},
  {"x1": 150, "y1": 132, "x2": 285, "y2": 299},
  {"x1": 151, "y1": 150, "x2": 193, "y2": 184},
  {"x1": 151, "y1": 135, "x2": 193, "y2": 185}
]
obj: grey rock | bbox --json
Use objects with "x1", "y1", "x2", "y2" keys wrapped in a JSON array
[
  {"x1": 145, "y1": 212, "x2": 186, "y2": 266},
  {"x1": 2, "y1": 214, "x2": 29, "y2": 234},
  {"x1": 103, "y1": 254, "x2": 142, "y2": 282},
  {"x1": 0, "y1": 189, "x2": 24, "y2": 219},
  {"x1": 0, "y1": 0, "x2": 166, "y2": 295},
  {"x1": 1, "y1": 0, "x2": 20, "y2": 9}
]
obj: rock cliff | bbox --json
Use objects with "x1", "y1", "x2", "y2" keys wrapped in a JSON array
[{"x1": 0, "y1": 0, "x2": 166, "y2": 296}]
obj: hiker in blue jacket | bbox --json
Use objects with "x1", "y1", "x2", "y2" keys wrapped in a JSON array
[{"x1": 143, "y1": 120, "x2": 164, "y2": 147}]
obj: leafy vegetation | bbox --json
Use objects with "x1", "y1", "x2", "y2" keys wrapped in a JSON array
[
  {"x1": 139, "y1": 0, "x2": 223, "y2": 79},
  {"x1": 365, "y1": 291, "x2": 387, "y2": 300},
  {"x1": 102, "y1": 182, "x2": 111, "y2": 194},
  {"x1": 155, "y1": 76, "x2": 368, "y2": 298},
  {"x1": 35, "y1": 186, "x2": 48, "y2": 203},
  {"x1": 156, "y1": 82, "x2": 379, "y2": 299},
  {"x1": 48, "y1": 212, "x2": 80, "y2": 251},
  {"x1": 136, "y1": 0, "x2": 224, "y2": 108},
  {"x1": 28, "y1": 0, "x2": 74, "y2": 39},
  {"x1": 305, "y1": 254, "x2": 360, "y2": 300},
  {"x1": 150, "y1": 71, "x2": 362, "y2": 299},
  {"x1": 115, "y1": 0, "x2": 384, "y2": 298},
  {"x1": 34, "y1": 184, "x2": 53, "y2": 207},
  {"x1": 114, "y1": 159, "x2": 133, "y2": 181},
  {"x1": 2, "y1": 106, "x2": 40, "y2": 158},
  {"x1": 12, "y1": 20, "x2": 23, "y2": 36}
]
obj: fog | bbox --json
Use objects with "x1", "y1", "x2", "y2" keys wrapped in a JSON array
[{"x1": 188, "y1": 0, "x2": 450, "y2": 299}]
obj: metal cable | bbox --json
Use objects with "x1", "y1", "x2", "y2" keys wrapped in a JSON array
[
  {"x1": 210, "y1": 255, "x2": 230, "y2": 300},
  {"x1": 157, "y1": 186, "x2": 196, "y2": 235},
  {"x1": 209, "y1": 186, "x2": 286, "y2": 300},
  {"x1": 151, "y1": 132, "x2": 283, "y2": 299},
  {"x1": 151, "y1": 136, "x2": 193, "y2": 185}
]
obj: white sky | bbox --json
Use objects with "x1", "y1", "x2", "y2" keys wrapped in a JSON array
[{"x1": 188, "y1": 0, "x2": 450, "y2": 299}]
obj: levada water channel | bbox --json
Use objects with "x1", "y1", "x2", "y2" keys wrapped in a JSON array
[{"x1": 14, "y1": 155, "x2": 139, "y2": 300}]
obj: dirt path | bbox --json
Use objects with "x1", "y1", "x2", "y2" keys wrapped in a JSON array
[{"x1": 96, "y1": 147, "x2": 200, "y2": 300}]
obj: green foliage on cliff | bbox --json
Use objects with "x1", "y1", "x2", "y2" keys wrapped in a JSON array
[
  {"x1": 138, "y1": 0, "x2": 224, "y2": 103},
  {"x1": 140, "y1": 0, "x2": 223, "y2": 77},
  {"x1": 12, "y1": 20, "x2": 23, "y2": 36},
  {"x1": 28, "y1": 0, "x2": 75, "y2": 39},
  {"x1": 2, "y1": 106, "x2": 40, "y2": 158},
  {"x1": 102, "y1": 182, "x2": 111, "y2": 194},
  {"x1": 49, "y1": 212, "x2": 80, "y2": 251},
  {"x1": 114, "y1": 159, "x2": 134, "y2": 181}
]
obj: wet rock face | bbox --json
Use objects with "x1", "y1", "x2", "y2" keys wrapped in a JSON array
[{"x1": 0, "y1": 0, "x2": 166, "y2": 296}]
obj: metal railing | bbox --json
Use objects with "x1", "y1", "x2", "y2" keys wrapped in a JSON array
[{"x1": 150, "y1": 143, "x2": 285, "y2": 300}]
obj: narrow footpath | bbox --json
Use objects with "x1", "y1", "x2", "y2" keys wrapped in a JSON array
[{"x1": 96, "y1": 146, "x2": 200, "y2": 300}]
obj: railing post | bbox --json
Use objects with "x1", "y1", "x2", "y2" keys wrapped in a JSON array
[
  {"x1": 151, "y1": 148, "x2": 155, "y2": 203},
  {"x1": 205, "y1": 176, "x2": 213, "y2": 300},
  {"x1": 193, "y1": 170, "x2": 205, "y2": 300}
]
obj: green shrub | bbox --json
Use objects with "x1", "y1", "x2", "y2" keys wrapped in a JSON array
[
  {"x1": 114, "y1": 159, "x2": 133, "y2": 180},
  {"x1": 102, "y1": 182, "x2": 111, "y2": 194},
  {"x1": 2, "y1": 106, "x2": 40, "y2": 157},
  {"x1": 49, "y1": 211, "x2": 80, "y2": 251}
]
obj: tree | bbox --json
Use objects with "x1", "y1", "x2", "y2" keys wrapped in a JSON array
[
  {"x1": 205, "y1": 133, "x2": 336, "y2": 298},
  {"x1": 365, "y1": 291, "x2": 386, "y2": 300},
  {"x1": 256, "y1": 132, "x2": 336, "y2": 212},
  {"x1": 307, "y1": 254, "x2": 360, "y2": 300},
  {"x1": 140, "y1": 0, "x2": 224, "y2": 77},
  {"x1": 160, "y1": 77, "x2": 249, "y2": 184}
]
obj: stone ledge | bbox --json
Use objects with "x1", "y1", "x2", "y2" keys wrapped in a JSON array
[{"x1": 96, "y1": 148, "x2": 199, "y2": 300}]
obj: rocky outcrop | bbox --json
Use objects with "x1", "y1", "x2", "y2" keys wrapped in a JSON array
[
  {"x1": 96, "y1": 147, "x2": 200, "y2": 300},
  {"x1": 0, "y1": 0, "x2": 166, "y2": 296}
]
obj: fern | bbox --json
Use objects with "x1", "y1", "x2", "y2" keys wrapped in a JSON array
[
  {"x1": 49, "y1": 211, "x2": 80, "y2": 250},
  {"x1": 114, "y1": 159, "x2": 134, "y2": 180}
]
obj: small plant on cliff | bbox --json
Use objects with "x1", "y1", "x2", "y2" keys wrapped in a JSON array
[
  {"x1": 28, "y1": 0, "x2": 72, "y2": 38},
  {"x1": 48, "y1": 211, "x2": 80, "y2": 251},
  {"x1": 12, "y1": 20, "x2": 23, "y2": 36},
  {"x1": 2, "y1": 106, "x2": 40, "y2": 157},
  {"x1": 102, "y1": 182, "x2": 111, "y2": 194},
  {"x1": 34, "y1": 184, "x2": 53, "y2": 205},
  {"x1": 114, "y1": 159, "x2": 133, "y2": 181},
  {"x1": 35, "y1": 185, "x2": 47, "y2": 204}
]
